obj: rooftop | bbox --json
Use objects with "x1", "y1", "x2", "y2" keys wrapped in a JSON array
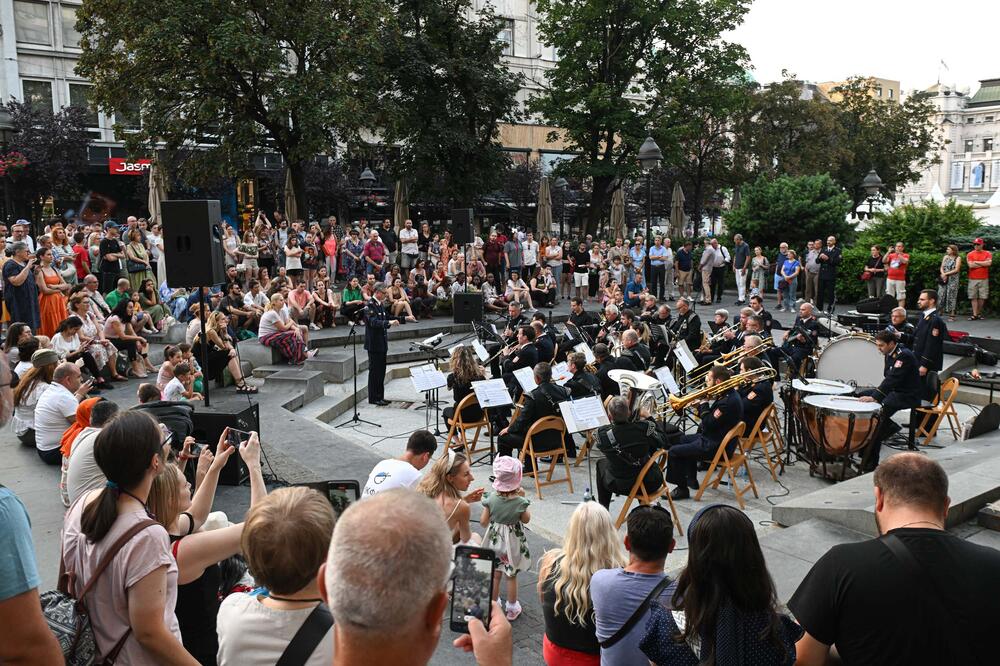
[{"x1": 968, "y1": 78, "x2": 1000, "y2": 107}]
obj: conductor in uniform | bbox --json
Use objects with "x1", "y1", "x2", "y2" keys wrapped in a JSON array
[
  {"x1": 912, "y1": 289, "x2": 947, "y2": 400},
  {"x1": 594, "y1": 397, "x2": 667, "y2": 510},
  {"x1": 858, "y1": 329, "x2": 922, "y2": 470},
  {"x1": 666, "y1": 365, "x2": 743, "y2": 500},
  {"x1": 364, "y1": 282, "x2": 401, "y2": 405},
  {"x1": 497, "y1": 362, "x2": 573, "y2": 467}
]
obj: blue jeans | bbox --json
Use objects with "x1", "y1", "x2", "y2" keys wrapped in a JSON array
[
  {"x1": 780, "y1": 277, "x2": 797, "y2": 303},
  {"x1": 549, "y1": 264, "x2": 562, "y2": 291}
]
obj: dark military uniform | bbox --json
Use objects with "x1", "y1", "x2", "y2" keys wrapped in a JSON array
[
  {"x1": 487, "y1": 313, "x2": 528, "y2": 377},
  {"x1": 594, "y1": 418, "x2": 666, "y2": 509},
  {"x1": 858, "y1": 344, "x2": 921, "y2": 469},
  {"x1": 595, "y1": 357, "x2": 619, "y2": 400},
  {"x1": 498, "y1": 381, "x2": 572, "y2": 461},
  {"x1": 739, "y1": 377, "x2": 774, "y2": 431},
  {"x1": 564, "y1": 370, "x2": 600, "y2": 399},
  {"x1": 888, "y1": 321, "x2": 916, "y2": 350},
  {"x1": 765, "y1": 315, "x2": 819, "y2": 370},
  {"x1": 666, "y1": 388, "x2": 743, "y2": 492},
  {"x1": 912, "y1": 308, "x2": 947, "y2": 400},
  {"x1": 617, "y1": 343, "x2": 651, "y2": 372}
]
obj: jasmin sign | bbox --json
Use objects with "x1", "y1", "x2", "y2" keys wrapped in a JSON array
[{"x1": 108, "y1": 158, "x2": 151, "y2": 175}]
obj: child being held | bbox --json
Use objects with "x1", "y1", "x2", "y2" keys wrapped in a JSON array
[
  {"x1": 480, "y1": 455, "x2": 531, "y2": 622},
  {"x1": 163, "y1": 361, "x2": 202, "y2": 402}
]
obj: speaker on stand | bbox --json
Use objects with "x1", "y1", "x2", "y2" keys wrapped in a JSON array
[
  {"x1": 452, "y1": 208, "x2": 475, "y2": 245},
  {"x1": 162, "y1": 200, "x2": 227, "y2": 287},
  {"x1": 454, "y1": 293, "x2": 484, "y2": 324}
]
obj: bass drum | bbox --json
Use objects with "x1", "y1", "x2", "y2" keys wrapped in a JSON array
[{"x1": 815, "y1": 333, "x2": 883, "y2": 390}]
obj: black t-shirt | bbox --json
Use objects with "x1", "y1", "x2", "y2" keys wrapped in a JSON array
[
  {"x1": 788, "y1": 528, "x2": 1000, "y2": 665},
  {"x1": 573, "y1": 251, "x2": 590, "y2": 273},
  {"x1": 99, "y1": 238, "x2": 122, "y2": 273}
]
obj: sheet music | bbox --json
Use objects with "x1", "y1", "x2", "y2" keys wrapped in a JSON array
[
  {"x1": 471, "y1": 340, "x2": 489, "y2": 363},
  {"x1": 574, "y1": 342, "x2": 596, "y2": 365},
  {"x1": 490, "y1": 323, "x2": 499, "y2": 337},
  {"x1": 551, "y1": 361, "x2": 572, "y2": 386},
  {"x1": 653, "y1": 365, "x2": 680, "y2": 395},
  {"x1": 559, "y1": 396, "x2": 610, "y2": 433},
  {"x1": 410, "y1": 364, "x2": 447, "y2": 392},
  {"x1": 512, "y1": 367, "x2": 536, "y2": 394},
  {"x1": 472, "y1": 379, "x2": 513, "y2": 408},
  {"x1": 658, "y1": 324, "x2": 669, "y2": 343},
  {"x1": 674, "y1": 340, "x2": 698, "y2": 373},
  {"x1": 561, "y1": 324, "x2": 575, "y2": 341}
]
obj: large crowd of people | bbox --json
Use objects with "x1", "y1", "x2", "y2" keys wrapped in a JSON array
[{"x1": 0, "y1": 211, "x2": 998, "y2": 666}]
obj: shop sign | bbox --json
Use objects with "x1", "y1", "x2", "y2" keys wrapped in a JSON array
[{"x1": 108, "y1": 158, "x2": 151, "y2": 175}]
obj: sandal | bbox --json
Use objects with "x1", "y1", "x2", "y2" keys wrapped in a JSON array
[{"x1": 236, "y1": 383, "x2": 259, "y2": 394}]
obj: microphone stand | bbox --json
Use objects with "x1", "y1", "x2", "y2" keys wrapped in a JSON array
[
  {"x1": 776, "y1": 345, "x2": 809, "y2": 471},
  {"x1": 336, "y1": 319, "x2": 379, "y2": 429}
]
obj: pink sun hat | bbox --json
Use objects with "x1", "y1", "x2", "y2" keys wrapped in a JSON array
[{"x1": 492, "y1": 456, "x2": 523, "y2": 492}]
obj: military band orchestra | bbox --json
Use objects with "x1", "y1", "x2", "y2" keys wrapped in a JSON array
[{"x1": 412, "y1": 287, "x2": 948, "y2": 506}]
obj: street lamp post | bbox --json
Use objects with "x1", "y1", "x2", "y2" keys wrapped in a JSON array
[
  {"x1": 359, "y1": 167, "x2": 376, "y2": 223},
  {"x1": 637, "y1": 136, "x2": 662, "y2": 244},
  {"x1": 554, "y1": 177, "x2": 568, "y2": 239},
  {"x1": 860, "y1": 167, "x2": 883, "y2": 220}
]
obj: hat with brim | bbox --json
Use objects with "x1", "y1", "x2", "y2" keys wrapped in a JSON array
[
  {"x1": 492, "y1": 455, "x2": 523, "y2": 492},
  {"x1": 31, "y1": 348, "x2": 59, "y2": 368}
]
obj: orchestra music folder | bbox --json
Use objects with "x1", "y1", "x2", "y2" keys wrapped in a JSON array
[
  {"x1": 559, "y1": 396, "x2": 610, "y2": 433},
  {"x1": 471, "y1": 379, "x2": 513, "y2": 408},
  {"x1": 574, "y1": 342, "x2": 596, "y2": 365},
  {"x1": 512, "y1": 367, "x2": 536, "y2": 394},
  {"x1": 410, "y1": 364, "x2": 447, "y2": 393}
]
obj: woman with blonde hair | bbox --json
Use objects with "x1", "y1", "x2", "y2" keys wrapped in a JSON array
[
  {"x1": 258, "y1": 292, "x2": 315, "y2": 364},
  {"x1": 192, "y1": 310, "x2": 257, "y2": 393},
  {"x1": 537, "y1": 502, "x2": 627, "y2": 665},
  {"x1": 416, "y1": 450, "x2": 485, "y2": 545}
]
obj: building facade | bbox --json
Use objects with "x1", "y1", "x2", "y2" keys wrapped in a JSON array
[{"x1": 898, "y1": 79, "x2": 1000, "y2": 204}]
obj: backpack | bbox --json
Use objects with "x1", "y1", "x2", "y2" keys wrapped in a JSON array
[{"x1": 40, "y1": 519, "x2": 158, "y2": 665}]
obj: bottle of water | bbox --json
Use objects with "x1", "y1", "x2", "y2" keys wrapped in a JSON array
[{"x1": 584, "y1": 486, "x2": 593, "y2": 502}]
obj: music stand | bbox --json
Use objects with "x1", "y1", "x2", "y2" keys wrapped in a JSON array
[
  {"x1": 409, "y1": 363, "x2": 448, "y2": 436},
  {"x1": 336, "y1": 320, "x2": 380, "y2": 429},
  {"x1": 470, "y1": 379, "x2": 513, "y2": 466},
  {"x1": 558, "y1": 396, "x2": 610, "y2": 504}
]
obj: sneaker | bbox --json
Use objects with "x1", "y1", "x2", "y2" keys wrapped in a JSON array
[
  {"x1": 309, "y1": 323, "x2": 320, "y2": 330},
  {"x1": 306, "y1": 349, "x2": 319, "y2": 359},
  {"x1": 505, "y1": 601, "x2": 522, "y2": 621}
]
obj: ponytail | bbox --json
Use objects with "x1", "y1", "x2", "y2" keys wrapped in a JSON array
[{"x1": 81, "y1": 411, "x2": 163, "y2": 543}]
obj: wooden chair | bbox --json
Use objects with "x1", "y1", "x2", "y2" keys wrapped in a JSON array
[
  {"x1": 519, "y1": 416, "x2": 574, "y2": 499},
  {"x1": 915, "y1": 377, "x2": 961, "y2": 446},
  {"x1": 444, "y1": 393, "x2": 491, "y2": 458},
  {"x1": 613, "y1": 449, "x2": 684, "y2": 536},
  {"x1": 694, "y1": 422, "x2": 759, "y2": 509},
  {"x1": 574, "y1": 395, "x2": 614, "y2": 467},
  {"x1": 741, "y1": 404, "x2": 783, "y2": 481}
]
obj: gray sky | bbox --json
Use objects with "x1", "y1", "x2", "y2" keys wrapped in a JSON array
[{"x1": 726, "y1": 0, "x2": 1000, "y2": 95}]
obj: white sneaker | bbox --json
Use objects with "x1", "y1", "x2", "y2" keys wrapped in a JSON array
[
  {"x1": 306, "y1": 349, "x2": 319, "y2": 359},
  {"x1": 309, "y1": 323, "x2": 320, "y2": 330},
  {"x1": 505, "y1": 601, "x2": 522, "y2": 621}
]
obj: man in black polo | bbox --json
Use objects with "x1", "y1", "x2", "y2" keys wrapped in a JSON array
[{"x1": 790, "y1": 454, "x2": 1000, "y2": 665}]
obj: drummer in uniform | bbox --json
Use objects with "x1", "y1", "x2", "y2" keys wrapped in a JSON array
[
  {"x1": 765, "y1": 302, "x2": 819, "y2": 371},
  {"x1": 616, "y1": 329, "x2": 652, "y2": 372},
  {"x1": 912, "y1": 289, "x2": 947, "y2": 400},
  {"x1": 858, "y1": 330, "x2": 921, "y2": 470},
  {"x1": 887, "y1": 307, "x2": 916, "y2": 349},
  {"x1": 666, "y1": 365, "x2": 743, "y2": 500},
  {"x1": 564, "y1": 352, "x2": 601, "y2": 398},
  {"x1": 738, "y1": 356, "x2": 773, "y2": 428}
]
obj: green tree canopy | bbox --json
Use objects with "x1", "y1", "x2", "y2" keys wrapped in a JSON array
[
  {"x1": 724, "y1": 173, "x2": 855, "y2": 252},
  {"x1": 529, "y1": 0, "x2": 750, "y2": 235},
  {"x1": 858, "y1": 200, "x2": 982, "y2": 253},
  {"x1": 379, "y1": 0, "x2": 522, "y2": 207},
  {"x1": 76, "y1": 0, "x2": 386, "y2": 217}
]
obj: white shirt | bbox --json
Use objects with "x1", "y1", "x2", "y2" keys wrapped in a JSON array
[
  {"x1": 147, "y1": 232, "x2": 163, "y2": 260},
  {"x1": 12, "y1": 381, "x2": 49, "y2": 436},
  {"x1": 52, "y1": 332, "x2": 82, "y2": 358},
  {"x1": 258, "y1": 309, "x2": 288, "y2": 338},
  {"x1": 163, "y1": 377, "x2": 188, "y2": 402},
  {"x1": 244, "y1": 291, "x2": 269, "y2": 309},
  {"x1": 34, "y1": 382, "x2": 78, "y2": 452},
  {"x1": 217, "y1": 593, "x2": 334, "y2": 666},
  {"x1": 399, "y1": 227, "x2": 419, "y2": 255},
  {"x1": 13, "y1": 360, "x2": 32, "y2": 378},
  {"x1": 6, "y1": 235, "x2": 36, "y2": 252},
  {"x1": 66, "y1": 427, "x2": 105, "y2": 504},
  {"x1": 362, "y1": 459, "x2": 422, "y2": 497},
  {"x1": 522, "y1": 240, "x2": 539, "y2": 266}
]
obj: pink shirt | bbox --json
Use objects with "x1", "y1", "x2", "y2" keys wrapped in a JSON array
[{"x1": 62, "y1": 499, "x2": 180, "y2": 663}]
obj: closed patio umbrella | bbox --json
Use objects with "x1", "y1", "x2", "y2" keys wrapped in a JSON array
[
  {"x1": 610, "y1": 187, "x2": 626, "y2": 240},
  {"x1": 536, "y1": 176, "x2": 553, "y2": 235},
  {"x1": 670, "y1": 182, "x2": 686, "y2": 236},
  {"x1": 148, "y1": 162, "x2": 169, "y2": 285},
  {"x1": 394, "y1": 180, "x2": 409, "y2": 228},
  {"x1": 284, "y1": 169, "x2": 298, "y2": 222}
]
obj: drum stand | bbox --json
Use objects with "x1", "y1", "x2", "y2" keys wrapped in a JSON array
[{"x1": 777, "y1": 347, "x2": 809, "y2": 468}]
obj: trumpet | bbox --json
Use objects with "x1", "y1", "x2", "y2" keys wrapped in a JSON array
[
  {"x1": 657, "y1": 366, "x2": 777, "y2": 417},
  {"x1": 704, "y1": 322, "x2": 740, "y2": 346},
  {"x1": 687, "y1": 338, "x2": 774, "y2": 385},
  {"x1": 485, "y1": 340, "x2": 517, "y2": 365}
]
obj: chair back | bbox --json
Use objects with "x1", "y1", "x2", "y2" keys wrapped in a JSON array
[
  {"x1": 721, "y1": 422, "x2": 747, "y2": 461},
  {"x1": 452, "y1": 392, "x2": 479, "y2": 425},
  {"x1": 742, "y1": 404, "x2": 774, "y2": 450},
  {"x1": 525, "y1": 416, "x2": 566, "y2": 442},
  {"x1": 939, "y1": 377, "x2": 959, "y2": 407}
]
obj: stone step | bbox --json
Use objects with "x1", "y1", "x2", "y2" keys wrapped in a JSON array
[
  {"x1": 259, "y1": 369, "x2": 326, "y2": 410},
  {"x1": 143, "y1": 322, "x2": 188, "y2": 345},
  {"x1": 772, "y1": 442, "x2": 1000, "y2": 536}
]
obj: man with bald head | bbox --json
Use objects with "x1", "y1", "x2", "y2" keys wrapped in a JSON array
[
  {"x1": 765, "y1": 301, "x2": 819, "y2": 371},
  {"x1": 33, "y1": 361, "x2": 92, "y2": 464}
]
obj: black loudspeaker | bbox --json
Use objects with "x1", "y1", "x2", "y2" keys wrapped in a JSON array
[
  {"x1": 191, "y1": 402, "x2": 260, "y2": 486},
  {"x1": 856, "y1": 295, "x2": 896, "y2": 315},
  {"x1": 454, "y1": 292, "x2": 484, "y2": 324},
  {"x1": 452, "y1": 208, "x2": 474, "y2": 244},
  {"x1": 162, "y1": 200, "x2": 227, "y2": 287},
  {"x1": 969, "y1": 403, "x2": 1000, "y2": 439}
]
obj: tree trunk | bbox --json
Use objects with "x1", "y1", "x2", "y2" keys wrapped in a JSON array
[
  {"x1": 288, "y1": 159, "x2": 310, "y2": 222},
  {"x1": 585, "y1": 174, "x2": 614, "y2": 237}
]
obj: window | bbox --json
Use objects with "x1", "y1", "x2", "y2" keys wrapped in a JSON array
[
  {"x1": 987, "y1": 116, "x2": 995, "y2": 123},
  {"x1": 888, "y1": 88, "x2": 894, "y2": 99},
  {"x1": 540, "y1": 151, "x2": 573, "y2": 174},
  {"x1": 60, "y1": 4, "x2": 80, "y2": 48},
  {"x1": 22, "y1": 80, "x2": 53, "y2": 112},
  {"x1": 964, "y1": 139, "x2": 975, "y2": 152},
  {"x1": 986, "y1": 138, "x2": 994, "y2": 152},
  {"x1": 13, "y1": 1, "x2": 51, "y2": 45},
  {"x1": 876, "y1": 87, "x2": 883, "y2": 97},
  {"x1": 68, "y1": 84, "x2": 98, "y2": 127},
  {"x1": 116, "y1": 101, "x2": 141, "y2": 130},
  {"x1": 497, "y1": 18, "x2": 514, "y2": 56}
]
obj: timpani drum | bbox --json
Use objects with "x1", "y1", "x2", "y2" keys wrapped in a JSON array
[
  {"x1": 800, "y1": 394, "x2": 881, "y2": 481},
  {"x1": 814, "y1": 333, "x2": 883, "y2": 390}
]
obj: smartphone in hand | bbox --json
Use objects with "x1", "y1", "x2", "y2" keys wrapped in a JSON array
[{"x1": 449, "y1": 546, "x2": 496, "y2": 633}]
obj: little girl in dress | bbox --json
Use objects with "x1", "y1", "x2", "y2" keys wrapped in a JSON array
[{"x1": 481, "y1": 456, "x2": 531, "y2": 621}]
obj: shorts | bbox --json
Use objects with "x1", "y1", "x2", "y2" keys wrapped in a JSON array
[
  {"x1": 573, "y1": 272, "x2": 589, "y2": 287},
  {"x1": 968, "y1": 278, "x2": 989, "y2": 300},
  {"x1": 286, "y1": 268, "x2": 304, "y2": 277},
  {"x1": 885, "y1": 279, "x2": 906, "y2": 299},
  {"x1": 677, "y1": 270, "x2": 692, "y2": 287}
]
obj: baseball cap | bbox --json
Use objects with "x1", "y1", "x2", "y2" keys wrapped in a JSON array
[{"x1": 973, "y1": 238, "x2": 984, "y2": 245}]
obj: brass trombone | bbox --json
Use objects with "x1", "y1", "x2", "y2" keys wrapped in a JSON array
[
  {"x1": 686, "y1": 338, "x2": 774, "y2": 386},
  {"x1": 657, "y1": 366, "x2": 777, "y2": 417}
]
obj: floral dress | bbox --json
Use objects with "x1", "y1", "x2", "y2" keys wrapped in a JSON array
[
  {"x1": 342, "y1": 238, "x2": 366, "y2": 278},
  {"x1": 481, "y1": 492, "x2": 531, "y2": 577},
  {"x1": 941, "y1": 254, "x2": 959, "y2": 314}
]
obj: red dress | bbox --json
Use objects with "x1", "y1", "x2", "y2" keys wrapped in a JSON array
[{"x1": 39, "y1": 269, "x2": 68, "y2": 338}]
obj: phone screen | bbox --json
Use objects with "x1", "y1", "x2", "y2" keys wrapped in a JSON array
[
  {"x1": 449, "y1": 547, "x2": 496, "y2": 633},
  {"x1": 297, "y1": 480, "x2": 360, "y2": 515},
  {"x1": 226, "y1": 428, "x2": 251, "y2": 450}
]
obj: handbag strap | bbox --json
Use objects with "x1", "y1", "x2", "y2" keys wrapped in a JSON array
[
  {"x1": 881, "y1": 534, "x2": 975, "y2": 662},
  {"x1": 76, "y1": 519, "x2": 159, "y2": 603},
  {"x1": 599, "y1": 575, "x2": 671, "y2": 650},
  {"x1": 275, "y1": 603, "x2": 334, "y2": 666}
]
